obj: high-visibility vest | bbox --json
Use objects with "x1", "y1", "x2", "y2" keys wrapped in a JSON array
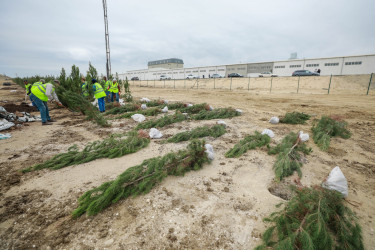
[
  {"x1": 93, "y1": 83, "x2": 106, "y2": 99},
  {"x1": 31, "y1": 82, "x2": 54, "y2": 102},
  {"x1": 106, "y1": 80, "x2": 113, "y2": 91},
  {"x1": 81, "y1": 82, "x2": 89, "y2": 97},
  {"x1": 25, "y1": 83, "x2": 32, "y2": 95},
  {"x1": 104, "y1": 80, "x2": 111, "y2": 90},
  {"x1": 109, "y1": 81, "x2": 119, "y2": 93}
]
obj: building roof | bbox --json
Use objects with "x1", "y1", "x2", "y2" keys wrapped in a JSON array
[{"x1": 148, "y1": 58, "x2": 184, "y2": 66}]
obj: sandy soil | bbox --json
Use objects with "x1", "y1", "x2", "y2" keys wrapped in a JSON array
[{"x1": 0, "y1": 75, "x2": 374, "y2": 249}]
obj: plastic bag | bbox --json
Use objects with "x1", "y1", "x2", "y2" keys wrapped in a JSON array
[
  {"x1": 162, "y1": 106, "x2": 168, "y2": 113},
  {"x1": 205, "y1": 144, "x2": 215, "y2": 160},
  {"x1": 322, "y1": 166, "x2": 348, "y2": 197},
  {"x1": 217, "y1": 120, "x2": 227, "y2": 127},
  {"x1": 187, "y1": 103, "x2": 193, "y2": 107},
  {"x1": 163, "y1": 100, "x2": 169, "y2": 104},
  {"x1": 0, "y1": 119, "x2": 15, "y2": 131},
  {"x1": 261, "y1": 129, "x2": 274, "y2": 138},
  {"x1": 235, "y1": 109, "x2": 243, "y2": 114},
  {"x1": 131, "y1": 114, "x2": 146, "y2": 123},
  {"x1": 91, "y1": 99, "x2": 98, "y2": 107},
  {"x1": 149, "y1": 128, "x2": 163, "y2": 139},
  {"x1": 299, "y1": 131, "x2": 309, "y2": 142},
  {"x1": 119, "y1": 98, "x2": 125, "y2": 106},
  {"x1": 269, "y1": 117, "x2": 279, "y2": 124},
  {"x1": 140, "y1": 97, "x2": 150, "y2": 102},
  {"x1": 209, "y1": 105, "x2": 214, "y2": 111},
  {"x1": 0, "y1": 133, "x2": 11, "y2": 140},
  {"x1": 141, "y1": 104, "x2": 147, "y2": 110}
]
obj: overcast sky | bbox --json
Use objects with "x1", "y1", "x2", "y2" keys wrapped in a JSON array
[{"x1": 1, "y1": 0, "x2": 374, "y2": 77}]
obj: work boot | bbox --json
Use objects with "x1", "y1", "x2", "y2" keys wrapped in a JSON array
[
  {"x1": 47, "y1": 119, "x2": 57, "y2": 122},
  {"x1": 42, "y1": 122, "x2": 53, "y2": 126}
]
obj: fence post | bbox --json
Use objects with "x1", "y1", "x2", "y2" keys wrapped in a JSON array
[
  {"x1": 327, "y1": 74, "x2": 332, "y2": 94},
  {"x1": 230, "y1": 78, "x2": 232, "y2": 90},
  {"x1": 297, "y1": 76, "x2": 300, "y2": 93},
  {"x1": 184, "y1": 79, "x2": 186, "y2": 89},
  {"x1": 154, "y1": 79, "x2": 155, "y2": 88},
  {"x1": 367, "y1": 73, "x2": 373, "y2": 95},
  {"x1": 164, "y1": 80, "x2": 165, "y2": 88},
  {"x1": 214, "y1": 78, "x2": 216, "y2": 89},
  {"x1": 147, "y1": 80, "x2": 148, "y2": 87},
  {"x1": 269, "y1": 77, "x2": 273, "y2": 93},
  {"x1": 248, "y1": 77, "x2": 250, "y2": 91},
  {"x1": 174, "y1": 79, "x2": 175, "y2": 89}
]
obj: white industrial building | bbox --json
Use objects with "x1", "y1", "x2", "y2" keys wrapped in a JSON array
[{"x1": 119, "y1": 54, "x2": 375, "y2": 80}]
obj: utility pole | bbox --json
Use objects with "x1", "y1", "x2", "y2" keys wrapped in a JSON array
[{"x1": 102, "y1": 0, "x2": 111, "y2": 79}]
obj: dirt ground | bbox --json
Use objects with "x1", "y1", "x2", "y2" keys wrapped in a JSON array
[{"x1": 0, "y1": 76, "x2": 374, "y2": 249}]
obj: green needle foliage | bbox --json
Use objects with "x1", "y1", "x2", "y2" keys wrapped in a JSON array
[
  {"x1": 255, "y1": 187, "x2": 364, "y2": 250},
  {"x1": 167, "y1": 124, "x2": 226, "y2": 143},
  {"x1": 192, "y1": 108, "x2": 241, "y2": 120},
  {"x1": 57, "y1": 87, "x2": 109, "y2": 127},
  {"x1": 136, "y1": 112, "x2": 188, "y2": 130},
  {"x1": 104, "y1": 103, "x2": 140, "y2": 115},
  {"x1": 72, "y1": 140, "x2": 210, "y2": 217},
  {"x1": 178, "y1": 103, "x2": 209, "y2": 114},
  {"x1": 268, "y1": 132, "x2": 312, "y2": 181},
  {"x1": 225, "y1": 131, "x2": 270, "y2": 158},
  {"x1": 312, "y1": 116, "x2": 351, "y2": 151},
  {"x1": 22, "y1": 131, "x2": 150, "y2": 172},
  {"x1": 280, "y1": 112, "x2": 311, "y2": 124},
  {"x1": 123, "y1": 77, "x2": 133, "y2": 102},
  {"x1": 167, "y1": 102, "x2": 185, "y2": 110},
  {"x1": 114, "y1": 107, "x2": 161, "y2": 119}
]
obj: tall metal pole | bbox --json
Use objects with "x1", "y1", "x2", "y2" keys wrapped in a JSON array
[{"x1": 102, "y1": 0, "x2": 111, "y2": 79}]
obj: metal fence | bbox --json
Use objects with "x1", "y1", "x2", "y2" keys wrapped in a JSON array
[{"x1": 129, "y1": 74, "x2": 374, "y2": 95}]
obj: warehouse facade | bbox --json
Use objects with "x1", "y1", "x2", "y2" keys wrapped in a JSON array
[{"x1": 120, "y1": 54, "x2": 375, "y2": 80}]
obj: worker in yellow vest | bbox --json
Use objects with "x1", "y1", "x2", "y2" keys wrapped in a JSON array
[
  {"x1": 109, "y1": 79, "x2": 120, "y2": 102},
  {"x1": 103, "y1": 76, "x2": 112, "y2": 103},
  {"x1": 30, "y1": 79, "x2": 63, "y2": 125},
  {"x1": 81, "y1": 77, "x2": 89, "y2": 97},
  {"x1": 92, "y1": 79, "x2": 106, "y2": 112},
  {"x1": 24, "y1": 80, "x2": 38, "y2": 109}
]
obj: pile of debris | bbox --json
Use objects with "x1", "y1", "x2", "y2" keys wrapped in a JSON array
[{"x1": 0, "y1": 105, "x2": 41, "y2": 131}]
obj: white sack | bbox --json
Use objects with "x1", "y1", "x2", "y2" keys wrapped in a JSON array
[
  {"x1": 162, "y1": 106, "x2": 168, "y2": 113},
  {"x1": 209, "y1": 105, "x2": 214, "y2": 111},
  {"x1": 141, "y1": 104, "x2": 147, "y2": 110},
  {"x1": 0, "y1": 119, "x2": 15, "y2": 131},
  {"x1": 187, "y1": 103, "x2": 193, "y2": 107},
  {"x1": 235, "y1": 109, "x2": 243, "y2": 114},
  {"x1": 140, "y1": 97, "x2": 150, "y2": 102},
  {"x1": 119, "y1": 98, "x2": 125, "y2": 106},
  {"x1": 322, "y1": 166, "x2": 348, "y2": 197},
  {"x1": 217, "y1": 120, "x2": 227, "y2": 127},
  {"x1": 0, "y1": 133, "x2": 11, "y2": 140},
  {"x1": 91, "y1": 99, "x2": 98, "y2": 107},
  {"x1": 163, "y1": 100, "x2": 169, "y2": 104},
  {"x1": 269, "y1": 117, "x2": 279, "y2": 124},
  {"x1": 299, "y1": 131, "x2": 309, "y2": 142},
  {"x1": 149, "y1": 128, "x2": 163, "y2": 139},
  {"x1": 205, "y1": 144, "x2": 215, "y2": 161},
  {"x1": 131, "y1": 114, "x2": 146, "y2": 123},
  {"x1": 261, "y1": 129, "x2": 274, "y2": 138}
]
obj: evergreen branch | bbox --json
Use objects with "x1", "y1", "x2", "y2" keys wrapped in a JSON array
[
  {"x1": 135, "y1": 112, "x2": 188, "y2": 130},
  {"x1": 166, "y1": 124, "x2": 226, "y2": 143},
  {"x1": 104, "y1": 103, "x2": 140, "y2": 115},
  {"x1": 22, "y1": 131, "x2": 150, "y2": 172},
  {"x1": 268, "y1": 132, "x2": 311, "y2": 181},
  {"x1": 256, "y1": 187, "x2": 364, "y2": 250},
  {"x1": 312, "y1": 116, "x2": 351, "y2": 151},
  {"x1": 280, "y1": 112, "x2": 311, "y2": 124},
  {"x1": 113, "y1": 107, "x2": 161, "y2": 119},
  {"x1": 72, "y1": 140, "x2": 210, "y2": 217},
  {"x1": 225, "y1": 131, "x2": 270, "y2": 158},
  {"x1": 192, "y1": 108, "x2": 241, "y2": 120}
]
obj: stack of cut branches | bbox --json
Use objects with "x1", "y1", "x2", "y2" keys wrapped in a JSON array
[
  {"x1": 167, "y1": 124, "x2": 226, "y2": 143},
  {"x1": 225, "y1": 131, "x2": 270, "y2": 158},
  {"x1": 280, "y1": 111, "x2": 311, "y2": 124}
]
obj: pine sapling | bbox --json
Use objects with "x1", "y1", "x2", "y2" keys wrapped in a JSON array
[
  {"x1": 312, "y1": 116, "x2": 351, "y2": 151},
  {"x1": 268, "y1": 132, "x2": 311, "y2": 181},
  {"x1": 167, "y1": 124, "x2": 226, "y2": 143},
  {"x1": 225, "y1": 131, "x2": 270, "y2": 158},
  {"x1": 255, "y1": 186, "x2": 364, "y2": 250},
  {"x1": 280, "y1": 111, "x2": 311, "y2": 124},
  {"x1": 72, "y1": 140, "x2": 210, "y2": 217}
]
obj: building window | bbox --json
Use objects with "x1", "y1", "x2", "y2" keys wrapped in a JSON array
[
  {"x1": 306, "y1": 64, "x2": 319, "y2": 67},
  {"x1": 193, "y1": 70, "x2": 198, "y2": 72},
  {"x1": 345, "y1": 61, "x2": 362, "y2": 65},
  {"x1": 218, "y1": 69, "x2": 225, "y2": 71},
  {"x1": 209, "y1": 69, "x2": 215, "y2": 72},
  {"x1": 275, "y1": 65, "x2": 285, "y2": 68},
  {"x1": 200, "y1": 70, "x2": 206, "y2": 72},
  {"x1": 324, "y1": 63, "x2": 339, "y2": 66},
  {"x1": 186, "y1": 71, "x2": 191, "y2": 73},
  {"x1": 290, "y1": 65, "x2": 301, "y2": 68}
]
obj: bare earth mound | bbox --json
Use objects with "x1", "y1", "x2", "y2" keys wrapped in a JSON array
[{"x1": 0, "y1": 79, "x2": 374, "y2": 249}]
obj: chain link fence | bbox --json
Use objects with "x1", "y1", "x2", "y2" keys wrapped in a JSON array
[{"x1": 129, "y1": 74, "x2": 374, "y2": 95}]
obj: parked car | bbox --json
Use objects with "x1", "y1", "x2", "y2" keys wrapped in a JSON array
[
  {"x1": 131, "y1": 76, "x2": 139, "y2": 80},
  {"x1": 292, "y1": 70, "x2": 320, "y2": 76},
  {"x1": 259, "y1": 72, "x2": 277, "y2": 77},
  {"x1": 160, "y1": 75, "x2": 171, "y2": 80},
  {"x1": 210, "y1": 73, "x2": 222, "y2": 78},
  {"x1": 228, "y1": 73, "x2": 243, "y2": 78},
  {"x1": 186, "y1": 74, "x2": 199, "y2": 79}
]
